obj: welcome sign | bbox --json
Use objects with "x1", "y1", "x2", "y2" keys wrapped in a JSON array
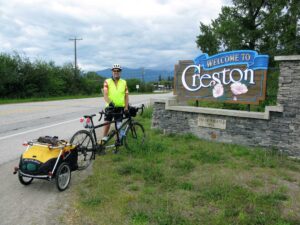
[{"x1": 174, "y1": 50, "x2": 269, "y2": 104}]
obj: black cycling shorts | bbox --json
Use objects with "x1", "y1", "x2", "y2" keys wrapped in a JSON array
[{"x1": 104, "y1": 107, "x2": 124, "y2": 122}]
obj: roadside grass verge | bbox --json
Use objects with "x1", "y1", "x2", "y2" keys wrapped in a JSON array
[
  {"x1": 0, "y1": 94, "x2": 102, "y2": 104},
  {"x1": 64, "y1": 107, "x2": 300, "y2": 225},
  {"x1": 0, "y1": 92, "x2": 170, "y2": 105}
]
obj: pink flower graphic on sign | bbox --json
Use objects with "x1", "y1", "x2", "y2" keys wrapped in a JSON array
[
  {"x1": 230, "y1": 82, "x2": 248, "y2": 101},
  {"x1": 212, "y1": 83, "x2": 224, "y2": 98},
  {"x1": 231, "y1": 82, "x2": 248, "y2": 95}
]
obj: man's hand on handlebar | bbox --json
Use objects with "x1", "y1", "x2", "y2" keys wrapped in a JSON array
[
  {"x1": 109, "y1": 102, "x2": 115, "y2": 107},
  {"x1": 124, "y1": 109, "x2": 129, "y2": 117}
]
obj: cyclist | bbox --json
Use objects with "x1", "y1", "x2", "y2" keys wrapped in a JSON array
[{"x1": 102, "y1": 64, "x2": 129, "y2": 143}]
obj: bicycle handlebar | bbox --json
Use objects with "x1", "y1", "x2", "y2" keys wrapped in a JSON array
[
  {"x1": 98, "y1": 111, "x2": 105, "y2": 121},
  {"x1": 98, "y1": 104, "x2": 145, "y2": 121},
  {"x1": 138, "y1": 104, "x2": 144, "y2": 116}
]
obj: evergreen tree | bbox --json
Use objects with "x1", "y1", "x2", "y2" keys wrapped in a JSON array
[{"x1": 196, "y1": 0, "x2": 300, "y2": 59}]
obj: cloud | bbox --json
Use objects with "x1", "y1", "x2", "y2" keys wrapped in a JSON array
[{"x1": 0, "y1": 0, "x2": 225, "y2": 71}]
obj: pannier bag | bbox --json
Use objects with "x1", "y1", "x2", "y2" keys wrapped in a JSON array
[
  {"x1": 128, "y1": 106, "x2": 138, "y2": 117},
  {"x1": 19, "y1": 136, "x2": 78, "y2": 176}
]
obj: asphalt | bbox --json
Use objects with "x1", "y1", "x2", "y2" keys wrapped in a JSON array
[{"x1": 0, "y1": 93, "x2": 172, "y2": 225}]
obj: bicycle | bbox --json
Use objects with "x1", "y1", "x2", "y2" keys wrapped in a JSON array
[{"x1": 69, "y1": 104, "x2": 146, "y2": 170}]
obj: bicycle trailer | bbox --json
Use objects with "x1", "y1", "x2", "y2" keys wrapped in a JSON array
[{"x1": 13, "y1": 136, "x2": 78, "y2": 191}]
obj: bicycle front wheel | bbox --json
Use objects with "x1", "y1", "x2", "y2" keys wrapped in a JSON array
[
  {"x1": 70, "y1": 130, "x2": 95, "y2": 170},
  {"x1": 124, "y1": 122, "x2": 145, "y2": 151}
]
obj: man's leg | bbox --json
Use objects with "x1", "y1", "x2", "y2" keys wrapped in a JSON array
[
  {"x1": 98, "y1": 121, "x2": 110, "y2": 155},
  {"x1": 114, "y1": 108, "x2": 124, "y2": 146},
  {"x1": 103, "y1": 121, "x2": 110, "y2": 137},
  {"x1": 103, "y1": 110, "x2": 112, "y2": 138}
]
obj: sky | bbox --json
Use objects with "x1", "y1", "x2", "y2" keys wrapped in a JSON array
[{"x1": 0, "y1": 0, "x2": 229, "y2": 72}]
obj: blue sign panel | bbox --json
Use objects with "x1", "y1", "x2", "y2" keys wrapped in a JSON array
[{"x1": 194, "y1": 50, "x2": 269, "y2": 71}]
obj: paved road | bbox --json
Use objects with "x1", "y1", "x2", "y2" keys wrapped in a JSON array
[{"x1": 0, "y1": 93, "x2": 171, "y2": 225}]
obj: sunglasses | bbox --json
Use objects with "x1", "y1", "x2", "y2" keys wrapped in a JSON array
[{"x1": 112, "y1": 70, "x2": 121, "y2": 73}]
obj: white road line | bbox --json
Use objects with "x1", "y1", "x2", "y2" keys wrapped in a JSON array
[
  {"x1": 0, "y1": 118, "x2": 79, "y2": 141},
  {"x1": 0, "y1": 98, "x2": 155, "y2": 141}
]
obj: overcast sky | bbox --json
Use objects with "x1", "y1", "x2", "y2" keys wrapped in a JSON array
[{"x1": 0, "y1": 0, "x2": 229, "y2": 71}]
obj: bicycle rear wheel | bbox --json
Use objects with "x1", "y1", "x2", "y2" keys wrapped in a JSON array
[
  {"x1": 124, "y1": 122, "x2": 145, "y2": 151},
  {"x1": 70, "y1": 130, "x2": 95, "y2": 170}
]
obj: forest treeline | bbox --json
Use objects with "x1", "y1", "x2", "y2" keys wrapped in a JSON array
[
  {"x1": 0, "y1": 53, "x2": 154, "y2": 99},
  {"x1": 0, "y1": 53, "x2": 103, "y2": 98}
]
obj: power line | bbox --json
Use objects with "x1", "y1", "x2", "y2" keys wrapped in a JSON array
[{"x1": 69, "y1": 37, "x2": 82, "y2": 76}]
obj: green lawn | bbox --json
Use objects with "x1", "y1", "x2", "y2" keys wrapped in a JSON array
[{"x1": 64, "y1": 107, "x2": 300, "y2": 225}]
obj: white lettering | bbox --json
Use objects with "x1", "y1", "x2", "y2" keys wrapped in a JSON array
[
  {"x1": 192, "y1": 74, "x2": 201, "y2": 87},
  {"x1": 212, "y1": 72, "x2": 221, "y2": 85},
  {"x1": 181, "y1": 65, "x2": 255, "y2": 92},
  {"x1": 244, "y1": 69, "x2": 255, "y2": 84},
  {"x1": 245, "y1": 54, "x2": 251, "y2": 60},
  {"x1": 181, "y1": 64, "x2": 202, "y2": 91},
  {"x1": 206, "y1": 54, "x2": 242, "y2": 68},
  {"x1": 221, "y1": 68, "x2": 231, "y2": 85},
  {"x1": 207, "y1": 60, "x2": 213, "y2": 68},
  {"x1": 200, "y1": 74, "x2": 212, "y2": 88},
  {"x1": 234, "y1": 54, "x2": 239, "y2": 61},
  {"x1": 229, "y1": 69, "x2": 243, "y2": 83},
  {"x1": 241, "y1": 53, "x2": 251, "y2": 61}
]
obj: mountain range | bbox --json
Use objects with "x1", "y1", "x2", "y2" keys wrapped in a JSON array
[{"x1": 96, "y1": 67, "x2": 173, "y2": 82}]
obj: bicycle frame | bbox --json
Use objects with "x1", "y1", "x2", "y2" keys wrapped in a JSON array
[
  {"x1": 84, "y1": 113, "x2": 134, "y2": 149},
  {"x1": 78, "y1": 104, "x2": 144, "y2": 154},
  {"x1": 69, "y1": 104, "x2": 144, "y2": 171}
]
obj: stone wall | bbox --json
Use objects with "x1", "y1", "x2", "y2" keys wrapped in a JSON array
[{"x1": 152, "y1": 55, "x2": 300, "y2": 156}]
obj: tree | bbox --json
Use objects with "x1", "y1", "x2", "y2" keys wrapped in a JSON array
[
  {"x1": 82, "y1": 72, "x2": 104, "y2": 94},
  {"x1": 196, "y1": 0, "x2": 300, "y2": 59},
  {"x1": 196, "y1": 23, "x2": 220, "y2": 55},
  {"x1": 126, "y1": 78, "x2": 141, "y2": 92},
  {"x1": 158, "y1": 74, "x2": 162, "y2": 82}
]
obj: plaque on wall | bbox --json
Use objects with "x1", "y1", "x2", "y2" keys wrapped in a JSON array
[{"x1": 198, "y1": 116, "x2": 226, "y2": 129}]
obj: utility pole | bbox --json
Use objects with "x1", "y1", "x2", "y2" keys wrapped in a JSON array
[
  {"x1": 141, "y1": 67, "x2": 145, "y2": 83},
  {"x1": 296, "y1": 17, "x2": 300, "y2": 51},
  {"x1": 69, "y1": 37, "x2": 82, "y2": 76}
]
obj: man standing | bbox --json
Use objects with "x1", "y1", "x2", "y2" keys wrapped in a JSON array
[{"x1": 102, "y1": 64, "x2": 129, "y2": 139}]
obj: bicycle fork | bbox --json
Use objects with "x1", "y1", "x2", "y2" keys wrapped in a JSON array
[{"x1": 127, "y1": 124, "x2": 138, "y2": 139}]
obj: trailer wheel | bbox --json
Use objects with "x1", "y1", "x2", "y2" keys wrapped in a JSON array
[
  {"x1": 18, "y1": 173, "x2": 33, "y2": 185},
  {"x1": 56, "y1": 162, "x2": 71, "y2": 191}
]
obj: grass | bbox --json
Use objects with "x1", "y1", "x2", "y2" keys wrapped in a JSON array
[
  {"x1": 64, "y1": 106, "x2": 300, "y2": 225},
  {"x1": 0, "y1": 94, "x2": 102, "y2": 104}
]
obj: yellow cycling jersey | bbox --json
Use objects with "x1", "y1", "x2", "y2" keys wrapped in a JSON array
[{"x1": 104, "y1": 78, "x2": 128, "y2": 107}]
